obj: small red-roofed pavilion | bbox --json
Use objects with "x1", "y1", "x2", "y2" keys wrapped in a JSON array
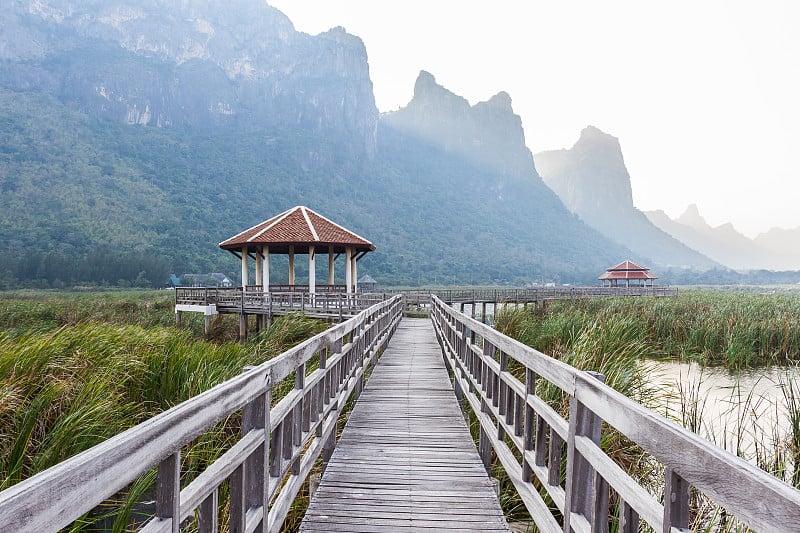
[
  {"x1": 599, "y1": 260, "x2": 657, "y2": 287},
  {"x1": 219, "y1": 206, "x2": 375, "y2": 294}
]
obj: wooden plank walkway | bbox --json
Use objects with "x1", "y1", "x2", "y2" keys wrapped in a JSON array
[{"x1": 300, "y1": 318, "x2": 509, "y2": 532}]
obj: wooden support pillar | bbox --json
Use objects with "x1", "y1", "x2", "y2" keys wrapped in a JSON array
[
  {"x1": 481, "y1": 302, "x2": 487, "y2": 324},
  {"x1": 345, "y1": 247, "x2": 353, "y2": 294},
  {"x1": 308, "y1": 245, "x2": 316, "y2": 295},
  {"x1": 352, "y1": 253, "x2": 358, "y2": 293},
  {"x1": 175, "y1": 310, "x2": 182, "y2": 327},
  {"x1": 241, "y1": 245, "x2": 249, "y2": 288},
  {"x1": 262, "y1": 246, "x2": 270, "y2": 290},
  {"x1": 288, "y1": 246, "x2": 295, "y2": 287},
  {"x1": 254, "y1": 246, "x2": 262, "y2": 289},
  {"x1": 328, "y1": 246, "x2": 335, "y2": 286},
  {"x1": 239, "y1": 314, "x2": 248, "y2": 341},
  {"x1": 204, "y1": 314, "x2": 212, "y2": 336}
]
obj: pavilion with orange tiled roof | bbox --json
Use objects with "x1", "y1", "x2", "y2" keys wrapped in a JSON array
[
  {"x1": 598, "y1": 260, "x2": 657, "y2": 287},
  {"x1": 219, "y1": 206, "x2": 375, "y2": 294}
]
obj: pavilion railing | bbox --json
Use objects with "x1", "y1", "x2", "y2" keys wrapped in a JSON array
[
  {"x1": 0, "y1": 295, "x2": 403, "y2": 533},
  {"x1": 430, "y1": 295, "x2": 800, "y2": 533}
]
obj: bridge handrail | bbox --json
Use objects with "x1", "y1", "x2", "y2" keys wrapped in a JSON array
[
  {"x1": 392, "y1": 286, "x2": 677, "y2": 304},
  {"x1": 430, "y1": 295, "x2": 800, "y2": 533},
  {"x1": 0, "y1": 295, "x2": 404, "y2": 533}
]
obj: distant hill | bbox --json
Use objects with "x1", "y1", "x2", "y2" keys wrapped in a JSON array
[
  {"x1": 0, "y1": 0, "x2": 664, "y2": 288},
  {"x1": 535, "y1": 126, "x2": 717, "y2": 269},
  {"x1": 646, "y1": 205, "x2": 800, "y2": 271}
]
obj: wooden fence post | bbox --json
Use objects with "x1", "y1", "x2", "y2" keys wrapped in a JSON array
[
  {"x1": 155, "y1": 451, "x2": 180, "y2": 533},
  {"x1": 564, "y1": 371, "x2": 606, "y2": 533},
  {"x1": 664, "y1": 468, "x2": 690, "y2": 533}
]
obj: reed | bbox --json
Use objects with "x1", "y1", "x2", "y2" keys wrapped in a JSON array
[
  {"x1": 0, "y1": 291, "x2": 327, "y2": 530},
  {"x1": 497, "y1": 290, "x2": 800, "y2": 369}
]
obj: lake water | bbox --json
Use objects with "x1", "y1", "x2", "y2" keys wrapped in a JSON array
[{"x1": 651, "y1": 361, "x2": 799, "y2": 460}]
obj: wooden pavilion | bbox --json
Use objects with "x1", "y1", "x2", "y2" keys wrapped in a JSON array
[
  {"x1": 598, "y1": 260, "x2": 657, "y2": 287},
  {"x1": 219, "y1": 206, "x2": 375, "y2": 294}
]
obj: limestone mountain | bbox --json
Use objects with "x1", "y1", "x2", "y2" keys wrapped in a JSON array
[
  {"x1": 0, "y1": 0, "x2": 378, "y2": 155},
  {"x1": 0, "y1": 2, "x2": 643, "y2": 287},
  {"x1": 535, "y1": 126, "x2": 717, "y2": 269},
  {"x1": 383, "y1": 71, "x2": 536, "y2": 180},
  {"x1": 646, "y1": 206, "x2": 800, "y2": 270}
]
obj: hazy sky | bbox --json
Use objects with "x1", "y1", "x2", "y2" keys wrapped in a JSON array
[{"x1": 268, "y1": 1, "x2": 800, "y2": 238}]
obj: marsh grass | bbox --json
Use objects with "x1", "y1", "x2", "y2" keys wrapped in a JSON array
[
  {"x1": 508, "y1": 291, "x2": 800, "y2": 369},
  {"x1": 494, "y1": 294, "x2": 800, "y2": 532},
  {"x1": 0, "y1": 290, "x2": 328, "y2": 530}
]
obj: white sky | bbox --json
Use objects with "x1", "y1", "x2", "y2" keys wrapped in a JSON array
[{"x1": 268, "y1": 0, "x2": 800, "y2": 238}]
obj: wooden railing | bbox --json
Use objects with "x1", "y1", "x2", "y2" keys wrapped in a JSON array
[
  {"x1": 175, "y1": 287, "x2": 391, "y2": 315},
  {"x1": 0, "y1": 296, "x2": 403, "y2": 533},
  {"x1": 399, "y1": 286, "x2": 677, "y2": 305},
  {"x1": 430, "y1": 295, "x2": 800, "y2": 533}
]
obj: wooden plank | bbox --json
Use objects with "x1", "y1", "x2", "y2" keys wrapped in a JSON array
[{"x1": 301, "y1": 319, "x2": 508, "y2": 532}]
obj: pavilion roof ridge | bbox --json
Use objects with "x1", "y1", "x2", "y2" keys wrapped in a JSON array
[
  {"x1": 305, "y1": 207, "x2": 374, "y2": 248},
  {"x1": 218, "y1": 206, "x2": 295, "y2": 247},
  {"x1": 300, "y1": 206, "x2": 320, "y2": 242}
]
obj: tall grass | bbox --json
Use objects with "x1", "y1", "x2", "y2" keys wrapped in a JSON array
[
  {"x1": 500, "y1": 290, "x2": 800, "y2": 369},
  {"x1": 494, "y1": 293, "x2": 800, "y2": 531},
  {"x1": 0, "y1": 290, "x2": 328, "y2": 530}
]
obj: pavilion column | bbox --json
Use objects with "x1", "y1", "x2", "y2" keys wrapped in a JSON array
[
  {"x1": 308, "y1": 245, "x2": 316, "y2": 294},
  {"x1": 345, "y1": 247, "x2": 353, "y2": 294},
  {"x1": 352, "y1": 253, "x2": 358, "y2": 293},
  {"x1": 241, "y1": 246, "x2": 249, "y2": 288},
  {"x1": 254, "y1": 246, "x2": 262, "y2": 288},
  {"x1": 289, "y1": 246, "x2": 295, "y2": 287},
  {"x1": 262, "y1": 246, "x2": 270, "y2": 290},
  {"x1": 328, "y1": 246, "x2": 335, "y2": 286}
]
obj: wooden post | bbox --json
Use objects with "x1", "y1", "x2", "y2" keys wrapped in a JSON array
[
  {"x1": 254, "y1": 246, "x2": 262, "y2": 290},
  {"x1": 204, "y1": 314, "x2": 212, "y2": 336},
  {"x1": 564, "y1": 371, "x2": 606, "y2": 532},
  {"x1": 345, "y1": 247, "x2": 353, "y2": 294},
  {"x1": 308, "y1": 245, "x2": 316, "y2": 295},
  {"x1": 352, "y1": 253, "x2": 358, "y2": 293},
  {"x1": 522, "y1": 368, "x2": 536, "y2": 482},
  {"x1": 263, "y1": 246, "x2": 270, "y2": 289},
  {"x1": 241, "y1": 389, "x2": 268, "y2": 533},
  {"x1": 664, "y1": 468, "x2": 690, "y2": 532},
  {"x1": 241, "y1": 246, "x2": 249, "y2": 288},
  {"x1": 155, "y1": 451, "x2": 180, "y2": 533},
  {"x1": 198, "y1": 489, "x2": 218, "y2": 533},
  {"x1": 175, "y1": 310, "x2": 182, "y2": 327},
  {"x1": 288, "y1": 246, "x2": 295, "y2": 287},
  {"x1": 239, "y1": 314, "x2": 247, "y2": 342},
  {"x1": 328, "y1": 246, "x2": 335, "y2": 286}
]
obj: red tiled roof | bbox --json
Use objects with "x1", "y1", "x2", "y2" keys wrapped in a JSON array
[
  {"x1": 219, "y1": 206, "x2": 375, "y2": 253},
  {"x1": 599, "y1": 259, "x2": 657, "y2": 280},
  {"x1": 599, "y1": 271, "x2": 657, "y2": 280},
  {"x1": 606, "y1": 260, "x2": 650, "y2": 272}
]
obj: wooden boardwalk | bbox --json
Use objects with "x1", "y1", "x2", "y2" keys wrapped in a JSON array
[{"x1": 300, "y1": 318, "x2": 509, "y2": 532}]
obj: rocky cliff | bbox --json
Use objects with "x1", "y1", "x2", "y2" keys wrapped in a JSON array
[
  {"x1": 646, "y1": 205, "x2": 800, "y2": 270},
  {"x1": 536, "y1": 126, "x2": 717, "y2": 269},
  {"x1": 382, "y1": 71, "x2": 537, "y2": 179},
  {"x1": 0, "y1": 0, "x2": 378, "y2": 154}
]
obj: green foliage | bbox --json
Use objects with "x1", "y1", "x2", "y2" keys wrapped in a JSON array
[
  {"x1": 0, "y1": 291, "x2": 326, "y2": 529},
  {"x1": 0, "y1": 86, "x2": 640, "y2": 290},
  {"x1": 496, "y1": 290, "x2": 800, "y2": 369}
]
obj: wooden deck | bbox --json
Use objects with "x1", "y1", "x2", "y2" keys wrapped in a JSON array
[{"x1": 300, "y1": 318, "x2": 509, "y2": 532}]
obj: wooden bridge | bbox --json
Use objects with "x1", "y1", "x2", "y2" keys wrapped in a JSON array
[
  {"x1": 1, "y1": 293, "x2": 799, "y2": 532},
  {"x1": 174, "y1": 285, "x2": 678, "y2": 336}
]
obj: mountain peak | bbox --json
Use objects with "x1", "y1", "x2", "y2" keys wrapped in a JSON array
[
  {"x1": 677, "y1": 204, "x2": 708, "y2": 230},
  {"x1": 384, "y1": 72, "x2": 535, "y2": 178}
]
